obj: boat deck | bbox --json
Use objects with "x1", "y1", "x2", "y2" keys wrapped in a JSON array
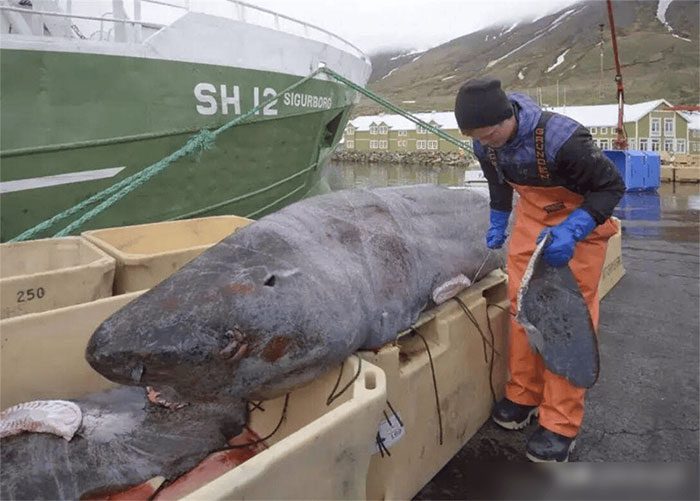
[{"x1": 417, "y1": 185, "x2": 699, "y2": 498}]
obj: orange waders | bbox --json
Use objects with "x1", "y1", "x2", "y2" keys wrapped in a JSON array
[{"x1": 505, "y1": 184, "x2": 618, "y2": 437}]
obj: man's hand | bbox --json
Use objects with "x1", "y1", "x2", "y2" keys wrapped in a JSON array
[
  {"x1": 537, "y1": 208, "x2": 597, "y2": 267},
  {"x1": 486, "y1": 209, "x2": 510, "y2": 249}
]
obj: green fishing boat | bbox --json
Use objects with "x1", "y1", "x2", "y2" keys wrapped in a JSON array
[{"x1": 0, "y1": 0, "x2": 371, "y2": 241}]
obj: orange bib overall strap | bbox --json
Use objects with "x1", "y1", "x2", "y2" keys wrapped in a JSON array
[{"x1": 506, "y1": 184, "x2": 618, "y2": 437}]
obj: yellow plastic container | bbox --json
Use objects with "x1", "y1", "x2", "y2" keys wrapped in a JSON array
[
  {"x1": 1, "y1": 289, "x2": 386, "y2": 500},
  {"x1": 0, "y1": 237, "x2": 116, "y2": 319},
  {"x1": 599, "y1": 217, "x2": 625, "y2": 299},
  {"x1": 0, "y1": 291, "x2": 145, "y2": 409},
  {"x1": 82, "y1": 216, "x2": 253, "y2": 294},
  {"x1": 675, "y1": 166, "x2": 700, "y2": 183},
  {"x1": 660, "y1": 166, "x2": 674, "y2": 182},
  {"x1": 182, "y1": 357, "x2": 386, "y2": 500},
  {"x1": 362, "y1": 270, "x2": 510, "y2": 500}
]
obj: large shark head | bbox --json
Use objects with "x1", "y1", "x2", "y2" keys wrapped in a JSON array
[{"x1": 86, "y1": 226, "x2": 352, "y2": 403}]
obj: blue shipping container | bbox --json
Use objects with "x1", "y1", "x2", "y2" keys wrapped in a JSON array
[{"x1": 603, "y1": 150, "x2": 660, "y2": 192}]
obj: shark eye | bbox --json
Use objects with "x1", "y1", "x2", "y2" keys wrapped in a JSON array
[{"x1": 264, "y1": 274, "x2": 276, "y2": 287}]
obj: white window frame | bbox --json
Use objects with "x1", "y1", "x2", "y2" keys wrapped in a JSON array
[
  {"x1": 427, "y1": 140, "x2": 438, "y2": 150},
  {"x1": 599, "y1": 139, "x2": 610, "y2": 149},
  {"x1": 676, "y1": 139, "x2": 686, "y2": 153},
  {"x1": 379, "y1": 140, "x2": 388, "y2": 149},
  {"x1": 416, "y1": 139, "x2": 427, "y2": 150},
  {"x1": 650, "y1": 138, "x2": 660, "y2": 151},
  {"x1": 378, "y1": 125, "x2": 388, "y2": 135},
  {"x1": 345, "y1": 127, "x2": 355, "y2": 136},
  {"x1": 628, "y1": 138, "x2": 636, "y2": 150},
  {"x1": 663, "y1": 117, "x2": 675, "y2": 136},
  {"x1": 346, "y1": 140, "x2": 354, "y2": 149},
  {"x1": 369, "y1": 125, "x2": 378, "y2": 135},
  {"x1": 590, "y1": 127, "x2": 597, "y2": 134},
  {"x1": 600, "y1": 127, "x2": 608, "y2": 135},
  {"x1": 369, "y1": 140, "x2": 378, "y2": 149},
  {"x1": 663, "y1": 138, "x2": 674, "y2": 152},
  {"x1": 639, "y1": 138, "x2": 649, "y2": 151},
  {"x1": 650, "y1": 118, "x2": 661, "y2": 137},
  {"x1": 416, "y1": 125, "x2": 427, "y2": 134},
  {"x1": 398, "y1": 130, "x2": 408, "y2": 136},
  {"x1": 398, "y1": 139, "x2": 407, "y2": 147}
]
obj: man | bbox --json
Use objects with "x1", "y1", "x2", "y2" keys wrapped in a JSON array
[{"x1": 454, "y1": 78, "x2": 624, "y2": 462}]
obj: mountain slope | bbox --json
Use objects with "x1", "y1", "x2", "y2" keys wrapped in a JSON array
[
  {"x1": 358, "y1": 0, "x2": 698, "y2": 115},
  {"x1": 368, "y1": 49, "x2": 426, "y2": 83}
]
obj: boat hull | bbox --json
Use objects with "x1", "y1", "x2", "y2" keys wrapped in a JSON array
[{"x1": 0, "y1": 48, "x2": 358, "y2": 241}]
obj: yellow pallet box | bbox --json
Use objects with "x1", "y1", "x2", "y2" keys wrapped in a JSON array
[
  {"x1": 0, "y1": 292, "x2": 141, "y2": 409},
  {"x1": 599, "y1": 217, "x2": 625, "y2": 299},
  {"x1": 0, "y1": 290, "x2": 386, "y2": 500},
  {"x1": 660, "y1": 165, "x2": 675, "y2": 182},
  {"x1": 183, "y1": 357, "x2": 385, "y2": 500},
  {"x1": 82, "y1": 216, "x2": 253, "y2": 294},
  {"x1": 362, "y1": 270, "x2": 510, "y2": 500},
  {"x1": 0, "y1": 237, "x2": 115, "y2": 319},
  {"x1": 675, "y1": 166, "x2": 700, "y2": 183}
]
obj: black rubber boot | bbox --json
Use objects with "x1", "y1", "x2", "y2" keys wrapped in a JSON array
[
  {"x1": 526, "y1": 425, "x2": 576, "y2": 462},
  {"x1": 491, "y1": 398, "x2": 538, "y2": 430}
]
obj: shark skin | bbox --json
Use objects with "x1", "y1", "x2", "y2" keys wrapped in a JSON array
[
  {"x1": 516, "y1": 236, "x2": 600, "y2": 389},
  {"x1": 2, "y1": 185, "x2": 503, "y2": 500},
  {"x1": 86, "y1": 185, "x2": 503, "y2": 402},
  {"x1": 0, "y1": 386, "x2": 245, "y2": 500}
]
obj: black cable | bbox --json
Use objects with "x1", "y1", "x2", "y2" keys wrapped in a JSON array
[
  {"x1": 484, "y1": 305, "x2": 501, "y2": 405},
  {"x1": 452, "y1": 296, "x2": 501, "y2": 358},
  {"x1": 383, "y1": 410, "x2": 393, "y2": 427},
  {"x1": 247, "y1": 400, "x2": 265, "y2": 412},
  {"x1": 375, "y1": 432, "x2": 392, "y2": 458},
  {"x1": 385, "y1": 400, "x2": 404, "y2": 428},
  {"x1": 326, "y1": 355, "x2": 363, "y2": 406},
  {"x1": 209, "y1": 393, "x2": 290, "y2": 453},
  {"x1": 411, "y1": 327, "x2": 443, "y2": 446},
  {"x1": 489, "y1": 303, "x2": 511, "y2": 315},
  {"x1": 452, "y1": 297, "x2": 500, "y2": 405}
]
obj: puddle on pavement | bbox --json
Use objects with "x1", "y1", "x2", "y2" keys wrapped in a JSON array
[{"x1": 614, "y1": 185, "x2": 699, "y2": 242}]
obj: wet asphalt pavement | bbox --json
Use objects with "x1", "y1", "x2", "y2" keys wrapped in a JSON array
[{"x1": 416, "y1": 184, "x2": 699, "y2": 500}]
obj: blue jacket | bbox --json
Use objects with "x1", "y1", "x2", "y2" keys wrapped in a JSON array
[{"x1": 473, "y1": 93, "x2": 625, "y2": 224}]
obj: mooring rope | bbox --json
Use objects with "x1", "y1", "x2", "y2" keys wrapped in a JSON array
[{"x1": 11, "y1": 65, "x2": 473, "y2": 242}]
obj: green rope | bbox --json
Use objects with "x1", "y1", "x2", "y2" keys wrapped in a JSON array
[
  {"x1": 319, "y1": 67, "x2": 473, "y2": 153},
  {"x1": 11, "y1": 65, "x2": 471, "y2": 242},
  {"x1": 10, "y1": 68, "x2": 324, "y2": 242}
]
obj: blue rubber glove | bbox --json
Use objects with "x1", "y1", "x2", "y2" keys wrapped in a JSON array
[
  {"x1": 486, "y1": 209, "x2": 510, "y2": 249},
  {"x1": 537, "y1": 208, "x2": 597, "y2": 267}
]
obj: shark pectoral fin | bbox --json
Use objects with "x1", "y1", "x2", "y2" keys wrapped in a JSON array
[
  {"x1": 517, "y1": 244, "x2": 599, "y2": 389},
  {"x1": 432, "y1": 274, "x2": 472, "y2": 305}
]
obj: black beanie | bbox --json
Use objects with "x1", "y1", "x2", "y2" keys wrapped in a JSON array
[{"x1": 454, "y1": 78, "x2": 514, "y2": 130}]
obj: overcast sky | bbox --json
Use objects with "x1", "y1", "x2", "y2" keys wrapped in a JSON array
[
  {"x1": 71, "y1": 1, "x2": 585, "y2": 54},
  {"x1": 241, "y1": 0, "x2": 584, "y2": 54}
]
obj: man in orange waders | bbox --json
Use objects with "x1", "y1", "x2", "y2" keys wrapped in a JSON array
[{"x1": 454, "y1": 78, "x2": 625, "y2": 462}]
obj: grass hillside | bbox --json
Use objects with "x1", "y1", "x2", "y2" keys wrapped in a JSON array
[{"x1": 358, "y1": 0, "x2": 699, "y2": 116}]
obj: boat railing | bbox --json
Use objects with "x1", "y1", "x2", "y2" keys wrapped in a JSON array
[{"x1": 0, "y1": 0, "x2": 369, "y2": 63}]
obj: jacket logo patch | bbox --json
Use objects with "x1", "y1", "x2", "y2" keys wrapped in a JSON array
[
  {"x1": 534, "y1": 127, "x2": 550, "y2": 182},
  {"x1": 543, "y1": 201, "x2": 566, "y2": 214}
]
